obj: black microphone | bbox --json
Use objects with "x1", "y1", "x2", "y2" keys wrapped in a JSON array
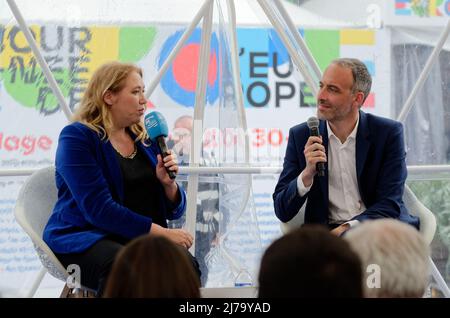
[
  {"x1": 306, "y1": 116, "x2": 325, "y2": 177},
  {"x1": 144, "y1": 111, "x2": 177, "y2": 179}
]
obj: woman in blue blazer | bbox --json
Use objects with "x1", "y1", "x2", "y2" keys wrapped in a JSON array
[{"x1": 43, "y1": 61, "x2": 196, "y2": 296}]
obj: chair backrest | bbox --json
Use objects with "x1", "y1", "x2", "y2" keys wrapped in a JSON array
[
  {"x1": 403, "y1": 185, "x2": 436, "y2": 246},
  {"x1": 14, "y1": 166, "x2": 68, "y2": 281},
  {"x1": 279, "y1": 202, "x2": 305, "y2": 234},
  {"x1": 280, "y1": 186, "x2": 437, "y2": 246}
]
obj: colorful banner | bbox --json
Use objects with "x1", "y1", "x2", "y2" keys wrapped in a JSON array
[
  {"x1": 394, "y1": 0, "x2": 450, "y2": 17},
  {"x1": 0, "y1": 23, "x2": 390, "y2": 291},
  {"x1": 387, "y1": 0, "x2": 450, "y2": 25}
]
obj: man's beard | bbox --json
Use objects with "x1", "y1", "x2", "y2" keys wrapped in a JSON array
[{"x1": 317, "y1": 108, "x2": 332, "y2": 121}]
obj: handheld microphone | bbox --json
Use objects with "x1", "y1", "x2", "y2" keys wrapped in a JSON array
[
  {"x1": 144, "y1": 111, "x2": 176, "y2": 179},
  {"x1": 306, "y1": 116, "x2": 325, "y2": 177}
]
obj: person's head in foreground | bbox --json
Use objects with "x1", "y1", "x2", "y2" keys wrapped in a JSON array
[
  {"x1": 258, "y1": 225, "x2": 363, "y2": 297},
  {"x1": 103, "y1": 235, "x2": 200, "y2": 298},
  {"x1": 345, "y1": 219, "x2": 429, "y2": 298}
]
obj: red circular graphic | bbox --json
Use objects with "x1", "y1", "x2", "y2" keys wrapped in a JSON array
[{"x1": 172, "y1": 44, "x2": 217, "y2": 92}]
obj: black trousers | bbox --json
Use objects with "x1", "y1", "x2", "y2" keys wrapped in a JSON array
[
  {"x1": 328, "y1": 223, "x2": 344, "y2": 230},
  {"x1": 56, "y1": 235, "x2": 201, "y2": 297}
]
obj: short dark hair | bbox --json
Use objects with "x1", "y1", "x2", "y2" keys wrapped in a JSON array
[
  {"x1": 331, "y1": 58, "x2": 372, "y2": 103},
  {"x1": 103, "y1": 235, "x2": 200, "y2": 298},
  {"x1": 258, "y1": 225, "x2": 363, "y2": 297}
]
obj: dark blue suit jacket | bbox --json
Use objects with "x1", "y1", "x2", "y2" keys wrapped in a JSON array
[
  {"x1": 273, "y1": 111, "x2": 419, "y2": 229},
  {"x1": 43, "y1": 122, "x2": 186, "y2": 254}
]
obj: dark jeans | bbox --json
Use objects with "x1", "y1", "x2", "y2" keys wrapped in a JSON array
[
  {"x1": 56, "y1": 235, "x2": 201, "y2": 297},
  {"x1": 195, "y1": 230, "x2": 215, "y2": 286},
  {"x1": 55, "y1": 235, "x2": 127, "y2": 297},
  {"x1": 328, "y1": 223, "x2": 343, "y2": 230}
]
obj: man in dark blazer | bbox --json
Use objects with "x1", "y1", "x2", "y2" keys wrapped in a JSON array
[{"x1": 273, "y1": 58, "x2": 419, "y2": 236}]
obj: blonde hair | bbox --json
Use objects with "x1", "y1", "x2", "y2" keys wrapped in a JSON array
[{"x1": 72, "y1": 61, "x2": 147, "y2": 143}]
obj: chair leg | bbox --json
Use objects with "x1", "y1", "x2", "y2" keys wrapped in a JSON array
[
  {"x1": 26, "y1": 266, "x2": 47, "y2": 298},
  {"x1": 60, "y1": 284, "x2": 96, "y2": 298},
  {"x1": 59, "y1": 284, "x2": 71, "y2": 298},
  {"x1": 429, "y1": 257, "x2": 450, "y2": 298}
]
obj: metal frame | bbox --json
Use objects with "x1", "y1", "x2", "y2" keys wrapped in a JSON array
[
  {"x1": 3, "y1": 0, "x2": 450, "y2": 296},
  {"x1": 257, "y1": 0, "x2": 319, "y2": 96},
  {"x1": 4, "y1": 165, "x2": 450, "y2": 179},
  {"x1": 145, "y1": 0, "x2": 214, "y2": 99},
  {"x1": 185, "y1": 0, "x2": 214, "y2": 252},
  {"x1": 6, "y1": 0, "x2": 72, "y2": 120},
  {"x1": 226, "y1": 0, "x2": 250, "y2": 164},
  {"x1": 397, "y1": 20, "x2": 450, "y2": 123},
  {"x1": 430, "y1": 257, "x2": 450, "y2": 297}
]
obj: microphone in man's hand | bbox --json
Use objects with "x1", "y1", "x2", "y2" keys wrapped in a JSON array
[
  {"x1": 144, "y1": 111, "x2": 176, "y2": 179},
  {"x1": 306, "y1": 116, "x2": 325, "y2": 177}
]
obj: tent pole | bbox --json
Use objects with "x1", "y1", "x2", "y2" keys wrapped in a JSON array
[
  {"x1": 257, "y1": 0, "x2": 319, "y2": 97},
  {"x1": 397, "y1": 20, "x2": 450, "y2": 123},
  {"x1": 272, "y1": 0, "x2": 322, "y2": 79},
  {"x1": 4, "y1": 164, "x2": 450, "y2": 178},
  {"x1": 226, "y1": 0, "x2": 250, "y2": 164},
  {"x1": 145, "y1": 0, "x2": 214, "y2": 99},
  {"x1": 224, "y1": 0, "x2": 258, "y2": 267},
  {"x1": 6, "y1": 0, "x2": 72, "y2": 120},
  {"x1": 186, "y1": 0, "x2": 214, "y2": 254}
]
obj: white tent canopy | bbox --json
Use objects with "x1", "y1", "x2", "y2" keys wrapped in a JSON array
[{"x1": 0, "y1": 0, "x2": 364, "y2": 27}]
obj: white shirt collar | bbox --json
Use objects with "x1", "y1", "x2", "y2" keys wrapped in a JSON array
[{"x1": 327, "y1": 115, "x2": 360, "y2": 143}]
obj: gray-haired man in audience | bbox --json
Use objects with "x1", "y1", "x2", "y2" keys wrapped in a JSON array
[{"x1": 345, "y1": 219, "x2": 429, "y2": 297}]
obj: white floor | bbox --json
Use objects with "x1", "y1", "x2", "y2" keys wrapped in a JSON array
[
  {"x1": 200, "y1": 287, "x2": 257, "y2": 298},
  {"x1": 1, "y1": 272, "x2": 65, "y2": 298},
  {"x1": 34, "y1": 286, "x2": 63, "y2": 298},
  {"x1": 2, "y1": 271, "x2": 259, "y2": 298},
  {"x1": 33, "y1": 274, "x2": 65, "y2": 298}
]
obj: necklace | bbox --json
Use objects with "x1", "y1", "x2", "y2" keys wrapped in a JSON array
[{"x1": 115, "y1": 143, "x2": 137, "y2": 159}]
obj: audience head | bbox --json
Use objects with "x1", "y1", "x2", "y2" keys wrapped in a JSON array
[
  {"x1": 258, "y1": 225, "x2": 363, "y2": 297},
  {"x1": 103, "y1": 235, "x2": 200, "y2": 298},
  {"x1": 345, "y1": 219, "x2": 429, "y2": 298}
]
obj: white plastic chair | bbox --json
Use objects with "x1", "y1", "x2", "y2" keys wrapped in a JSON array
[
  {"x1": 403, "y1": 186, "x2": 450, "y2": 298},
  {"x1": 279, "y1": 200, "x2": 305, "y2": 235},
  {"x1": 279, "y1": 185, "x2": 450, "y2": 297},
  {"x1": 14, "y1": 166, "x2": 69, "y2": 297}
]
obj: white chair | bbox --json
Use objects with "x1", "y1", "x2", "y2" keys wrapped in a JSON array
[
  {"x1": 14, "y1": 166, "x2": 93, "y2": 298},
  {"x1": 403, "y1": 186, "x2": 450, "y2": 298},
  {"x1": 279, "y1": 201, "x2": 305, "y2": 235},
  {"x1": 279, "y1": 185, "x2": 450, "y2": 297}
]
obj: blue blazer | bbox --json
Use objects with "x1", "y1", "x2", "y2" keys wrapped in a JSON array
[
  {"x1": 43, "y1": 122, "x2": 186, "y2": 254},
  {"x1": 273, "y1": 111, "x2": 420, "y2": 229}
]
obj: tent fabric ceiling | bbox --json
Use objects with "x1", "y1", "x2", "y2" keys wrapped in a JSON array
[{"x1": 0, "y1": 0, "x2": 365, "y2": 27}]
